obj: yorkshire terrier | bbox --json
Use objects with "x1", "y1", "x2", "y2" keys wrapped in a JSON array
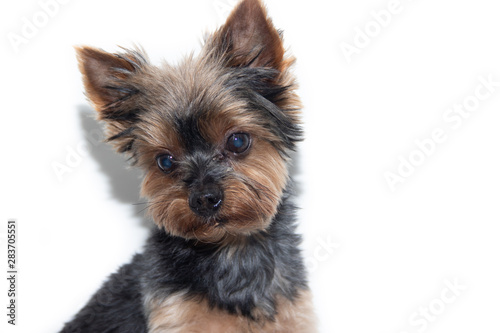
[{"x1": 61, "y1": 0, "x2": 315, "y2": 332}]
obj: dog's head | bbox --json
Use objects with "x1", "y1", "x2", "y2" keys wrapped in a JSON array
[{"x1": 76, "y1": 0, "x2": 302, "y2": 243}]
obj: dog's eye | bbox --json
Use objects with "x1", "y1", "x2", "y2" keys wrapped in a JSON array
[
  {"x1": 156, "y1": 154, "x2": 175, "y2": 173},
  {"x1": 226, "y1": 133, "x2": 251, "y2": 154}
]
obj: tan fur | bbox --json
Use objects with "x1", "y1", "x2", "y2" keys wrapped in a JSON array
[
  {"x1": 138, "y1": 113, "x2": 289, "y2": 244},
  {"x1": 146, "y1": 289, "x2": 316, "y2": 333}
]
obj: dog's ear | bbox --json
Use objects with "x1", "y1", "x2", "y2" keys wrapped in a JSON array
[
  {"x1": 75, "y1": 46, "x2": 146, "y2": 112},
  {"x1": 214, "y1": 0, "x2": 285, "y2": 70},
  {"x1": 75, "y1": 46, "x2": 148, "y2": 154}
]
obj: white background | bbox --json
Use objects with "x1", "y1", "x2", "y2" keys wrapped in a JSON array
[{"x1": 2, "y1": 0, "x2": 500, "y2": 332}]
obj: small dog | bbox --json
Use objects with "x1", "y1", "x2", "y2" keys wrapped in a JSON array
[{"x1": 61, "y1": 0, "x2": 315, "y2": 332}]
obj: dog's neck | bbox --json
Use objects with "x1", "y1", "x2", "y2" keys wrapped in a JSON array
[{"x1": 141, "y1": 189, "x2": 307, "y2": 320}]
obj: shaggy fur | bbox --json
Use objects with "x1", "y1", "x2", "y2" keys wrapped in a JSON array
[{"x1": 61, "y1": 0, "x2": 316, "y2": 332}]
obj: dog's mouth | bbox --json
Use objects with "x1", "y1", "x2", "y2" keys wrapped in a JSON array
[
  {"x1": 200, "y1": 216, "x2": 228, "y2": 228},
  {"x1": 148, "y1": 180, "x2": 279, "y2": 243},
  {"x1": 183, "y1": 210, "x2": 268, "y2": 244}
]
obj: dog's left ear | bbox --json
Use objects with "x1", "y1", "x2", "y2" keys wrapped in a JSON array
[{"x1": 214, "y1": 0, "x2": 285, "y2": 70}]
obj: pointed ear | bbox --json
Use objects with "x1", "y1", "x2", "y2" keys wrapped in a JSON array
[
  {"x1": 75, "y1": 46, "x2": 146, "y2": 111},
  {"x1": 75, "y1": 46, "x2": 148, "y2": 154},
  {"x1": 215, "y1": 0, "x2": 285, "y2": 70}
]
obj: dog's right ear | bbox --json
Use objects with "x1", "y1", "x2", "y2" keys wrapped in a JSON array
[
  {"x1": 75, "y1": 46, "x2": 148, "y2": 154},
  {"x1": 75, "y1": 46, "x2": 146, "y2": 112}
]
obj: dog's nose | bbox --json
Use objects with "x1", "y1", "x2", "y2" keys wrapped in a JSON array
[{"x1": 189, "y1": 186, "x2": 223, "y2": 217}]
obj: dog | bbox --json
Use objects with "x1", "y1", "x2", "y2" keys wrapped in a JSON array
[{"x1": 61, "y1": 0, "x2": 316, "y2": 331}]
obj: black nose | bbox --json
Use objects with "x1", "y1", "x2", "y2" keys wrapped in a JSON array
[{"x1": 189, "y1": 186, "x2": 223, "y2": 217}]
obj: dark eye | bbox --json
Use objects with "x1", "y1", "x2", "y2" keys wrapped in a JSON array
[
  {"x1": 226, "y1": 133, "x2": 251, "y2": 154},
  {"x1": 156, "y1": 154, "x2": 175, "y2": 173}
]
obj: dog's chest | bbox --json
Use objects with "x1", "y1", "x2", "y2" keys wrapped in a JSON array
[{"x1": 145, "y1": 289, "x2": 315, "y2": 333}]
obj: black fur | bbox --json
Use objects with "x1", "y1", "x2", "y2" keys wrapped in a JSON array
[
  {"x1": 174, "y1": 113, "x2": 212, "y2": 153},
  {"x1": 59, "y1": 188, "x2": 306, "y2": 332},
  {"x1": 60, "y1": 254, "x2": 148, "y2": 333}
]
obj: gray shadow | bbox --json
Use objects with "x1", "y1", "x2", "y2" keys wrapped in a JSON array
[
  {"x1": 288, "y1": 150, "x2": 304, "y2": 196},
  {"x1": 77, "y1": 105, "x2": 151, "y2": 227}
]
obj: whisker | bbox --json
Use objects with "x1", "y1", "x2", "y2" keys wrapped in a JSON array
[{"x1": 134, "y1": 199, "x2": 173, "y2": 215}]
